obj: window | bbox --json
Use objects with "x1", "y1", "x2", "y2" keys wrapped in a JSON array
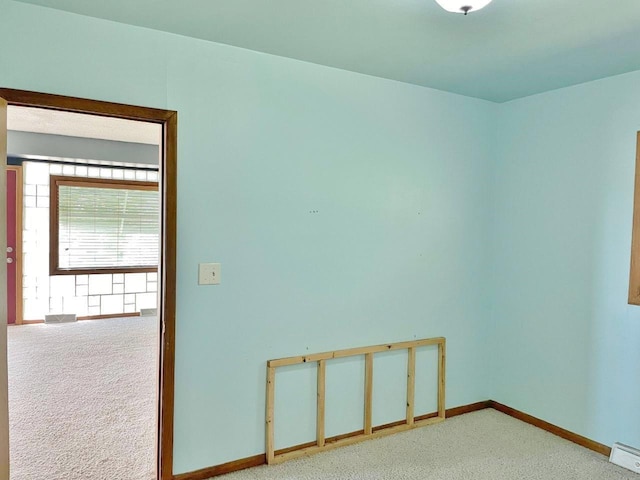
[{"x1": 50, "y1": 175, "x2": 159, "y2": 275}]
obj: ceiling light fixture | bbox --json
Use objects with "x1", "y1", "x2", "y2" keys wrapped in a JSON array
[{"x1": 435, "y1": 0, "x2": 493, "y2": 15}]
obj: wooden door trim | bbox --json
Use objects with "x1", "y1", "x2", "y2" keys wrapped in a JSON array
[
  {"x1": 0, "y1": 97, "x2": 8, "y2": 480},
  {"x1": 0, "y1": 88, "x2": 177, "y2": 480},
  {"x1": 6, "y1": 166, "x2": 23, "y2": 325},
  {"x1": 629, "y1": 131, "x2": 640, "y2": 304},
  {"x1": 0, "y1": 89, "x2": 175, "y2": 122}
]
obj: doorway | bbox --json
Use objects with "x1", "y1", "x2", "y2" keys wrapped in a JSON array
[{"x1": 0, "y1": 89, "x2": 176, "y2": 480}]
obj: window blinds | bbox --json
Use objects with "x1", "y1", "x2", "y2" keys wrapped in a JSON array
[{"x1": 57, "y1": 184, "x2": 159, "y2": 270}]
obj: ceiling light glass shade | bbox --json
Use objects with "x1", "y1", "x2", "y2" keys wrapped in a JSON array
[{"x1": 434, "y1": 0, "x2": 493, "y2": 14}]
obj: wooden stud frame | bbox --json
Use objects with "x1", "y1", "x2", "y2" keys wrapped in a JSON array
[{"x1": 265, "y1": 337, "x2": 446, "y2": 465}]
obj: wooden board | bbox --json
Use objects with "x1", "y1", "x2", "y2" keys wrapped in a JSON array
[
  {"x1": 268, "y1": 337, "x2": 445, "y2": 368},
  {"x1": 316, "y1": 360, "x2": 326, "y2": 447},
  {"x1": 406, "y1": 347, "x2": 416, "y2": 425}
]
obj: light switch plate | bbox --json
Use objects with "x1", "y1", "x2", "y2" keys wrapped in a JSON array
[{"x1": 199, "y1": 263, "x2": 221, "y2": 285}]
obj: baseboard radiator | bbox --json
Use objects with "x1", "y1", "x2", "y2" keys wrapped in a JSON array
[{"x1": 265, "y1": 337, "x2": 446, "y2": 464}]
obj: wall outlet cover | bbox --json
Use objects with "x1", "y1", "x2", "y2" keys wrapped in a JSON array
[{"x1": 199, "y1": 263, "x2": 221, "y2": 285}]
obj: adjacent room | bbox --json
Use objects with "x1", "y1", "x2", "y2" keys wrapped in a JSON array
[
  {"x1": 1, "y1": 0, "x2": 640, "y2": 479},
  {"x1": 5, "y1": 107, "x2": 163, "y2": 480}
]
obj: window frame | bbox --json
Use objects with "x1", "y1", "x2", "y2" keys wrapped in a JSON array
[
  {"x1": 49, "y1": 174, "x2": 159, "y2": 276},
  {"x1": 629, "y1": 132, "x2": 640, "y2": 305}
]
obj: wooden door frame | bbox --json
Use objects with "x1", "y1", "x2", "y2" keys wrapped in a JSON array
[
  {"x1": 6, "y1": 165, "x2": 23, "y2": 325},
  {"x1": 0, "y1": 88, "x2": 177, "y2": 480}
]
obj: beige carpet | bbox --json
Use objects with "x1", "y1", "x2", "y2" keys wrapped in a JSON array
[
  {"x1": 221, "y1": 409, "x2": 636, "y2": 480},
  {"x1": 7, "y1": 316, "x2": 158, "y2": 480}
]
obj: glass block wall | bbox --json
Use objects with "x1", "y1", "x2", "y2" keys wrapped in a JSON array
[{"x1": 22, "y1": 161, "x2": 159, "y2": 320}]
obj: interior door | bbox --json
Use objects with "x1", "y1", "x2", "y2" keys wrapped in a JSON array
[
  {"x1": 0, "y1": 96, "x2": 10, "y2": 478},
  {"x1": 6, "y1": 166, "x2": 21, "y2": 325}
]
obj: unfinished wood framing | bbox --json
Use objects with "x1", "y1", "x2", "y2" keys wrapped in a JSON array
[
  {"x1": 364, "y1": 352, "x2": 373, "y2": 435},
  {"x1": 265, "y1": 337, "x2": 446, "y2": 465},
  {"x1": 316, "y1": 360, "x2": 326, "y2": 447},
  {"x1": 406, "y1": 347, "x2": 416, "y2": 425},
  {"x1": 265, "y1": 365, "x2": 276, "y2": 465}
]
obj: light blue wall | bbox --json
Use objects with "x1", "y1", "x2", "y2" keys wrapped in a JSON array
[
  {"x1": 491, "y1": 70, "x2": 640, "y2": 449},
  {"x1": 0, "y1": 0, "x2": 495, "y2": 473}
]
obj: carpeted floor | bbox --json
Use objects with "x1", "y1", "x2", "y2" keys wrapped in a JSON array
[
  {"x1": 220, "y1": 409, "x2": 636, "y2": 480},
  {"x1": 7, "y1": 316, "x2": 158, "y2": 480}
]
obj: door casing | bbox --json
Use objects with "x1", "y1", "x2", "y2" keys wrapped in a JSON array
[
  {"x1": 0, "y1": 88, "x2": 177, "y2": 480},
  {"x1": 0, "y1": 96, "x2": 9, "y2": 480}
]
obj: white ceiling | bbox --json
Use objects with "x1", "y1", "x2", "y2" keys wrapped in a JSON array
[
  {"x1": 7, "y1": 106, "x2": 161, "y2": 145},
  {"x1": 15, "y1": 0, "x2": 640, "y2": 102}
]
